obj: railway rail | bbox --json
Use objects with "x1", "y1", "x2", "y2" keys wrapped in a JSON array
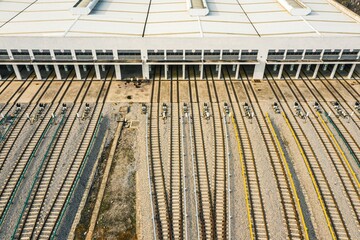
[
  {"x1": 36, "y1": 70, "x2": 112, "y2": 239},
  {"x1": 204, "y1": 68, "x2": 227, "y2": 239},
  {"x1": 282, "y1": 70, "x2": 360, "y2": 229},
  {"x1": 148, "y1": 67, "x2": 172, "y2": 239},
  {"x1": 266, "y1": 68, "x2": 352, "y2": 239},
  {"x1": 169, "y1": 66, "x2": 184, "y2": 239},
  {"x1": 188, "y1": 66, "x2": 214, "y2": 239},
  {"x1": 301, "y1": 71, "x2": 360, "y2": 166},
  {"x1": 0, "y1": 72, "x2": 71, "y2": 228},
  {"x1": 227, "y1": 65, "x2": 307, "y2": 239},
  {"x1": 13, "y1": 69, "x2": 102, "y2": 239},
  {"x1": 317, "y1": 71, "x2": 360, "y2": 129},
  {"x1": 212, "y1": 66, "x2": 269, "y2": 239}
]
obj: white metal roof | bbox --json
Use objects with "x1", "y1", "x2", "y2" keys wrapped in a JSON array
[{"x1": 0, "y1": 0, "x2": 359, "y2": 37}]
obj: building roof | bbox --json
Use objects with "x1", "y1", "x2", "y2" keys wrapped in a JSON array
[{"x1": 0, "y1": 0, "x2": 359, "y2": 38}]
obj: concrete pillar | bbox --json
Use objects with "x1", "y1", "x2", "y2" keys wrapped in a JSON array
[
  {"x1": 295, "y1": 64, "x2": 302, "y2": 79},
  {"x1": 235, "y1": 64, "x2": 240, "y2": 79},
  {"x1": 312, "y1": 64, "x2": 320, "y2": 79},
  {"x1": 182, "y1": 64, "x2": 186, "y2": 79},
  {"x1": 95, "y1": 65, "x2": 101, "y2": 80},
  {"x1": 347, "y1": 64, "x2": 356, "y2": 79},
  {"x1": 74, "y1": 65, "x2": 82, "y2": 79},
  {"x1": 330, "y1": 64, "x2": 338, "y2": 79},
  {"x1": 13, "y1": 65, "x2": 22, "y2": 80},
  {"x1": 28, "y1": 49, "x2": 35, "y2": 60},
  {"x1": 50, "y1": 49, "x2": 56, "y2": 60},
  {"x1": 200, "y1": 64, "x2": 204, "y2": 80},
  {"x1": 115, "y1": 65, "x2": 121, "y2": 80},
  {"x1": 253, "y1": 47, "x2": 269, "y2": 80},
  {"x1": 113, "y1": 49, "x2": 119, "y2": 60},
  {"x1": 54, "y1": 65, "x2": 62, "y2": 80},
  {"x1": 71, "y1": 49, "x2": 77, "y2": 60},
  {"x1": 164, "y1": 65, "x2": 168, "y2": 80},
  {"x1": 142, "y1": 63, "x2": 150, "y2": 79},
  {"x1": 92, "y1": 49, "x2": 97, "y2": 60},
  {"x1": 217, "y1": 64, "x2": 222, "y2": 79},
  {"x1": 7, "y1": 50, "x2": 14, "y2": 60},
  {"x1": 34, "y1": 65, "x2": 42, "y2": 80},
  {"x1": 277, "y1": 64, "x2": 284, "y2": 79}
]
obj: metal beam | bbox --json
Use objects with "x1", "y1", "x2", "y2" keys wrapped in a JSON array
[
  {"x1": 312, "y1": 64, "x2": 320, "y2": 79},
  {"x1": 13, "y1": 64, "x2": 22, "y2": 80},
  {"x1": 330, "y1": 64, "x2": 338, "y2": 79},
  {"x1": 278, "y1": 64, "x2": 284, "y2": 79},
  {"x1": 115, "y1": 65, "x2": 121, "y2": 80},
  {"x1": 164, "y1": 64, "x2": 168, "y2": 80},
  {"x1": 74, "y1": 65, "x2": 82, "y2": 79},
  {"x1": 54, "y1": 65, "x2": 62, "y2": 80},
  {"x1": 235, "y1": 64, "x2": 240, "y2": 79},
  {"x1": 34, "y1": 65, "x2": 42, "y2": 80},
  {"x1": 142, "y1": 63, "x2": 149, "y2": 79},
  {"x1": 295, "y1": 64, "x2": 302, "y2": 79},
  {"x1": 183, "y1": 64, "x2": 186, "y2": 79},
  {"x1": 200, "y1": 64, "x2": 204, "y2": 80},
  {"x1": 217, "y1": 64, "x2": 222, "y2": 79},
  {"x1": 95, "y1": 65, "x2": 101, "y2": 80},
  {"x1": 347, "y1": 64, "x2": 356, "y2": 79}
]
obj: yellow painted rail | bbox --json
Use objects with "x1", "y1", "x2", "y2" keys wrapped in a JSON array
[
  {"x1": 266, "y1": 113, "x2": 309, "y2": 240},
  {"x1": 231, "y1": 116, "x2": 255, "y2": 240},
  {"x1": 281, "y1": 112, "x2": 337, "y2": 240},
  {"x1": 317, "y1": 112, "x2": 360, "y2": 188}
]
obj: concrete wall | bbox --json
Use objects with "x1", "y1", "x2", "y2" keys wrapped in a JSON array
[{"x1": 0, "y1": 36, "x2": 359, "y2": 80}]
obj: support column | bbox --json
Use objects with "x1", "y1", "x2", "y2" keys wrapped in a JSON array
[
  {"x1": 217, "y1": 64, "x2": 222, "y2": 79},
  {"x1": 182, "y1": 64, "x2": 186, "y2": 79},
  {"x1": 95, "y1": 65, "x2": 101, "y2": 80},
  {"x1": 254, "y1": 62, "x2": 266, "y2": 80},
  {"x1": 34, "y1": 65, "x2": 42, "y2": 80},
  {"x1": 50, "y1": 49, "x2": 56, "y2": 60},
  {"x1": 312, "y1": 64, "x2": 320, "y2": 79},
  {"x1": 330, "y1": 64, "x2": 338, "y2": 79},
  {"x1": 115, "y1": 65, "x2": 122, "y2": 80},
  {"x1": 13, "y1": 65, "x2": 22, "y2": 80},
  {"x1": 277, "y1": 64, "x2": 284, "y2": 79},
  {"x1": 74, "y1": 65, "x2": 82, "y2": 80},
  {"x1": 235, "y1": 64, "x2": 240, "y2": 79},
  {"x1": 200, "y1": 64, "x2": 204, "y2": 80},
  {"x1": 164, "y1": 65, "x2": 168, "y2": 80},
  {"x1": 253, "y1": 49, "x2": 268, "y2": 80},
  {"x1": 295, "y1": 64, "x2": 302, "y2": 79},
  {"x1": 347, "y1": 64, "x2": 356, "y2": 79},
  {"x1": 54, "y1": 65, "x2": 62, "y2": 80},
  {"x1": 142, "y1": 63, "x2": 149, "y2": 79}
]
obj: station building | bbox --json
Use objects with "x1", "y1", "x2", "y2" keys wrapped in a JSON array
[{"x1": 0, "y1": 0, "x2": 359, "y2": 80}]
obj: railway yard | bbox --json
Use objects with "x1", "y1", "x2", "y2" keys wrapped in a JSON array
[{"x1": 0, "y1": 65, "x2": 359, "y2": 239}]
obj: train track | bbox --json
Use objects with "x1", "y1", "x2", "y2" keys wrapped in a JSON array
[
  {"x1": 266, "y1": 68, "x2": 351, "y2": 239},
  {"x1": 300, "y1": 71, "x2": 360, "y2": 166},
  {"x1": 204, "y1": 67, "x2": 227, "y2": 239},
  {"x1": 13, "y1": 69, "x2": 104, "y2": 239},
  {"x1": 148, "y1": 66, "x2": 172, "y2": 239},
  {"x1": 214, "y1": 66, "x2": 268, "y2": 239},
  {"x1": 317, "y1": 71, "x2": 360, "y2": 129},
  {"x1": 0, "y1": 72, "x2": 58, "y2": 165},
  {"x1": 0, "y1": 71, "x2": 74, "y2": 230},
  {"x1": 36, "y1": 70, "x2": 112, "y2": 239},
  {"x1": 187, "y1": 66, "x2": 214, "y2": 239},
  {"x1": 282, "y1": 70, "x2": 360, "y2": 228},
  {"x1": 241, "y1": 66, "x2": 309, "y2": 239},
  {"x1": 169, "y1": 66, "x2": 184, "y2": 239}
]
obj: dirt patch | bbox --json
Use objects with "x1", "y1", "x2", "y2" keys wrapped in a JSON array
[
  {"x1": 93, "y1": 128, "x2": 137, "y2": 240},
  {"x1": 74, "y1": 142, "x2": 111, "y2": 239}
]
